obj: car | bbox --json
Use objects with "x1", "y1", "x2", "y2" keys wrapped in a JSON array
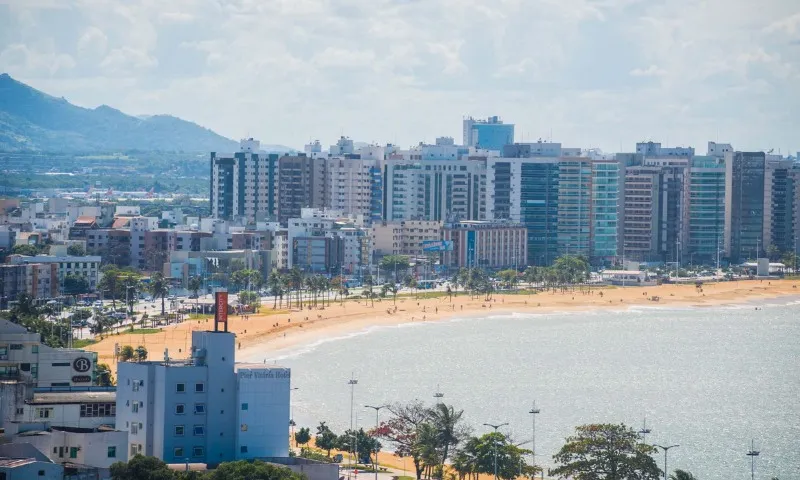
[
  {"x1": 93, "y1": 301, "x2": 103, "y2": 308},
  {"x1": 188, "y1": 294, "x2": 198, "y2": 299}
]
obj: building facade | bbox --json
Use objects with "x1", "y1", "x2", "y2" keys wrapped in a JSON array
[
  {"x1": 725, "y1": 152, "x2": 766, "y2": 261},
  {"x1": 210, "y1": 139, "x2": 279, "y2": 223},
  {"x1": 683, "y1": 156, "x2": 726, "y2": 263},
  {"x1": 441, "y1": 221, "x2": 527, "y2": 269},
  {"x1": 277, "y1": 155, "x2": 327, "y2": 225},
  {"x1": 463, "y1": 116, "x2": 514, "y2": 151}
]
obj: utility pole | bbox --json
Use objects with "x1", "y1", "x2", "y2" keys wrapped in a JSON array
[
  {"x1": 483, "y1": 422, "x2": 508, "y2": 480},
  {"x1": 638, "y1": 417, "x2": 651, "y2": 445},
  {"x1": 434, "y1": 384, "x2": 444, "y2": 402},
  {"x1": 364, "y1": 405, "x2": 386, "y2": 480},
  {"x1": 654, "y1": 444, "x2": 679, "y2": 480},
  {"x1": 348, "y1": 374, "x2": 358, "y2": 478},
  {"x1": 746, "y1": 439, "x2": 760, "y2": 480},
  {"x1": 529, "y1": 402, "x2": 540, "y2": 473}
]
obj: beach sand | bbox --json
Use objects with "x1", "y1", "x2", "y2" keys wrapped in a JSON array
[{"x1": 86, "y1": 279, "x2": 799, "y2": 371}]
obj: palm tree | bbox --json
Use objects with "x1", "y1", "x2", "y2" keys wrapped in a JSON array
[
  {"x1": 670, "y1": 470, "x2": 697, "y2": 480},
  {"x1": 267, "y1": 271, "x2": 283, "y2": 309},
  {"x1": 98, "y1": 267, "x2": 120, "y2": 309},
  {"x1": 188, "y1": 275, "x2": 202, "y2": 313},
  {"x1": 429, "y1": 402, "x2": 465, "y2": 474},
  {"x1": 148, "y1": 272, "x2": 169, "y2": 316},
  {"x1": 304, "y1": 276, "x2": 317, "y2": 307},
  {"x1": 289, "y1": 267, "x2": 304, "y2": 309},
  {"x1": 120, "y1": 274, "x2": 141, "y2": 315},
  {"x1": 362, "y1": 275, "x2": 374, "y2": 307}
]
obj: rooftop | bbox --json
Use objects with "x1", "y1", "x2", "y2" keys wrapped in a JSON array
[{"x1": 28, "y1": 391, "x2": 116, "y2": 405}]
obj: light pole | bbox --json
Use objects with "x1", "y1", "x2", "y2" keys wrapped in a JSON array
[
  {"x1": 365, "y1": 405, "x2": 387, "y2": 480},
  {"x1": 746, "y1": 439, "x2": 760, "y2": 480},
  {"x1": 289, "y1": 387, "x2": 299, "y2": 448},
  {"x1": 528, "y1": 402, "x2": 540, "y2": 473},
  {"x1": 483, "y1": 422, "x2": 508, "y2": 480},
  {"x1": 434, "y1": 384, "x2": 444, "y2": 402},
  {"x1": 654, "y1": 444, "x2": 679, "y2": 480},
  {"x1": 348, "y1": 374, "x2": 358, "y2": 476}
]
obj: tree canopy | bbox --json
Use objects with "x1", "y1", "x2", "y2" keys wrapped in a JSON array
[{"x1": 550, "y1": 423, "x2": 661, "y2": 480}]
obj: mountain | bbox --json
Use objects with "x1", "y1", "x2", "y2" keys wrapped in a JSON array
[{"x1": 0, "y1": 73, "x2": 291, "y2": 153}]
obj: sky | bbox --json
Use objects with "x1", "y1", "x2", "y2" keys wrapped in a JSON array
[{"x1": 1, "y1": 0, "x2": 798, "y2": 154}]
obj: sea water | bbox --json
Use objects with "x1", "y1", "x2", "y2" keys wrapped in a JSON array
[{"x1": 244, "y1": 298, "x2": 800, "y2": 479}]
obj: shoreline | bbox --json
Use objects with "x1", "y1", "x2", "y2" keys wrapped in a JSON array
[{"x1": 87, "y1": 279, "x2": 800, "y2": 369}]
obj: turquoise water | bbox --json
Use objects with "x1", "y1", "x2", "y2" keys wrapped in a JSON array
[{"x1": 246, "y1": 298, "x2": 800, "y2": 479}]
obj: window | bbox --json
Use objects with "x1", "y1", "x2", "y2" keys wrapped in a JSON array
[
  {"x1": 241, "y1": 424, "x2": 248, "y2": 432},
  {"x1": 51, "y1": 362, "x2": 70, "y2": 367},
  {"x1": 81, "y1": 403, "x2": 116, "y2": 417},
  {"x1": 174, "y1": 447, "x2": 184, "y2": 458},
  {"x1": 241, "y1": 403, "x2": 248, "y2": 410},
  {"x1": 131, "y1": 423, "x2": 139, "y2": 435},
  {"x1": 131, "y1": 403, "x2": 139, "y2": 414},
  {"x1": 107, "y1": 446, "x2": 116, "y2": 458},
  {"x1": 175, "y1": 425, "x2": 185, "y2": 436},
  {"x1": 240, "y1": 446, "x2": 248, "y2": 454},
  {"x1": 194, "y1": 403, "x2": 205, "y2": 414},
  {"x1": 51, "y1": 382, "x2": 69, "y2": 387},
  {"x1": 175, "y1": 404, "x2": 185, "y2": 415},
  {"x1": 15, "y1": 408, "x2": 23, "y2": 415},
  {"x1": 194, "y1": 383, "x2": 204, "y2": 393},
  {"x1": 31, "y1": 345, "x2": 38, "y2": 354},
  {"x1": 192, "y1": 446, "x2": 204, "y2": 457},
  {"x1": 70, "y1": 447, "x2": 78, "y2": 459},
  {"x1": 193, "y1": 425, "x2": 205, "y2": 436},
  {"x1": 176, "y1": 383, "x2": 185, "y2": 393},
  {"x1": 9, "y1": 344, "x2": 22, "y2": 350},
  {"x1": 36, "y1": 408, "x2": 52, "y2": 418}
]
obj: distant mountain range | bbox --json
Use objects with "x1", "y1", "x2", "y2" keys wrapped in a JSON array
[{"x1": 0, "y1": 74, "x2": 293, "y2": 153}]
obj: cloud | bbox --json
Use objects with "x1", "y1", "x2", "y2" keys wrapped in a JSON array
[
  {"x1": 77, "y1": 26, "x2": 108, "y2": 58},
  {"x1": 629, "y1": 65, "x2": 667, "y2": 77},
  {"x1": 159, "y1": 11, "x2": 194, "y2": 24},
  {"x1": 765, "y1": 13, "x2": 800, "y2": 36},
  {"x1": 0, "y1": 44, "x2": 75, "y2": 75},
  {"x1": 100, "y1": 47, "x2": 158, "y2": 72},
  {"x1": 313, "y1": 47, "x2": 376, "y2": 68}
]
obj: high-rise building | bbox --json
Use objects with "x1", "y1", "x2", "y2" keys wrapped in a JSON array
[
  {"x1": 441, "y1": 220, "x2": 527, "y2": 269},
  {"x1": 725, "y1": 151, "x2": 766, "y2": 262},
  {"x1": 558, "y1": 158, "x2": 593, "y2": 257},
  {"x1": 383, "y1": 159, "x2": 486, "y2": 222},
  {"x1": 487, "y1": 157, "x2": 559, "y2": 265},
  {"x1": 277, "y1": 155, "x2": 327, "y2": 225},
  {"x1": 463, "y1": 116, "x2": 514, "y2": 151},
  {"x1": 210, "y1": 139, "x2": 279, "y2": 223},
  {"x1": 621, "y1": 162, "x2": 662, "y2": 262},
  {"x1": 326, "y1": 157, "x2": 381, "y2": 220},
  {"x1": 683, "y1": 156, "x2": 726, "y2": 264},
  {"x1": 763, "y1": 157, "x2": 798, "y2": 255},
  {"x1": 590, "y1": 159, "x2": 621, "y2": 263}
]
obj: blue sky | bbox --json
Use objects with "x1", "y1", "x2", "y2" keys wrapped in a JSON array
[{"x1": 1, "y1": 0, "x2": 798, "y2": 154}]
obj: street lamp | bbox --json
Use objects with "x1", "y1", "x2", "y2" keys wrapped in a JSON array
[
  {"x1": 434, "y1": 384, "x2": 444, "y2": 401},
  {"x1": 348, "y1": 374, "x2": 359, "y2": 476},
  {"x1": 483, "y1": 422, "x2": 508, "y2": 480},
  {"x1": 745, "y1": 439, "x2": 760, "y2": 480},
  {"x1": 528, "y1": 402, "x2": 540, "y2": 473},
  {"x1": 654, "y1": 444, "x2": 679, "y2": 480},
  {"x1": 365, "y1": 405, "x2": 387, "y2": 480}
]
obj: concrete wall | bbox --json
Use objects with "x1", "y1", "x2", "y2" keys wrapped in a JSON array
[{"x1": 235, "y1": 367, "x2": 290, "y2": 459}]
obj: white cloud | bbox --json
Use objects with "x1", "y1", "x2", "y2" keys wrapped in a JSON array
[
  {"x1": 765, "y1": 12, "x2": 800, "y2": 36},
  {"x1": 313, "y1": 48, "x2": 376, "y2": 68},
  {"x1": 100, "y1": 47, "x2": 158, "y2": 72},
  {"x1": 629, "y1": 65, "x2": 667, "y2": 77},
  {"x1": 159, "y1": 11, "x2": 194, "y2": 24},
  {"x1": 0, "y1": 43, "x2": 75, "y2": 75},
  {"x1": 77, "y1": 26, "x2": 108, "y2": 58}
]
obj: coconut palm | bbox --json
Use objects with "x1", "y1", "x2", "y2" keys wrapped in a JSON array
[
  {"x1": 428, "y1": 402, "x2": 466, "y2": 473},
  {"x1": 267, "y1": 271, "x2": 284, "y2": 309},
  {"x1": 148, "y1": 272, "x2": 169, "y2": 316},
  {"x1": 670, "y1": 471, "x2": 697, "y2": 480}
]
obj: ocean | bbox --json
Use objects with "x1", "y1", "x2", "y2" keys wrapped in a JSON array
[{"x1": 243, "y1": 298, "x2": 800, "y2": 479}]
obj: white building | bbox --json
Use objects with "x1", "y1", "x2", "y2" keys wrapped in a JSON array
[
  {"x1": 8, "y1": 255, "x2": 102, "y2": 291},
  {"x1": 326, "y1": 157, "x2": 381, "y2": 219},
  {"x1": 210, "y1": 138, "x2": 279, "y2": 223}
]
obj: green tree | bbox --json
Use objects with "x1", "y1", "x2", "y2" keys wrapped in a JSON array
[
  {"x1": 295, "y1": 427, "x2": 311, "y2": 452},
  {"x1": 63, "y1": 273, "x2": 90, "y2": 295},
  {"x1": 204, "y1": 459, "x2": 304, "y2": 480},
  {"x1": 121, "y1": 273, "x2": 141, "y2": 315},
  {"x1": 119, "y1": 345, "x2": 135, "y2": 362},
  {"x1": 376, "y1": 400, "x2": 431, "y2": 480},
  {"x1": 383, "y1": 283, "x2": 399, "y2": 304},
  {"x1": 239, "y1": 290, "x2": 260, "y2": 309},
  {"x1": 96, "y1": 363, "x2": 114, "y2": 386},
  {"x1": 268, "y1": 271, "x2": 284, "y2": 309},
  {"x1": 550, "y1": 423, "x2": 661, "y2": 480},
  {"x1": 315, "y1": 422, "x2": 338, "y2": 458},
  {"x1": 11, "y1": 244, "x2": 39, "y2": 256},
  {"x1": 67, "y1": 244, "x2": 86, "y2": 256},
  {"x1": 148, "y1": 272, "x2": 169, "y2": 316},
  {"x1": 110, "y1": 454, "x2": 174, "y2": 480},
  {"x1": 188, "y1": 275, "x2": 203, "y2": 299},
  {"x1": 670, "y1": 471, "x2": 697, "y2": 480},
  {"x1": 380, "y1": 255, "x2": 410, "y2": 282},
  {"x1": 135, "y1": 345, "x2": 148, "y2": 362},
  {"x1": 98, "y1": 266, "x2": 121, "y2": 309},
  {"x1": 337, "y1": 428, "x2": 381, "y2": 465},
  {"x1": 496, "y1": 269, "x2": 519, "y2": 290},
  {"x1": 428, "y1": 402, "x2": 467, "y2": 473}
]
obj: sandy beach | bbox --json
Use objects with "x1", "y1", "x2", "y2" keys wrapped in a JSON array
[{"x1": 86, "y1": 279, "x2": 799, "y2": 371}]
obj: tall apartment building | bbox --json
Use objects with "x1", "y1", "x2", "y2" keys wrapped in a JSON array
[
  {"x1": 487, "y1": 157, "x2": 560, "y2": 266},
  {"x1": 683, "y1": 156, "x2": 726, "y2": 264},
  {"x1": 463, "y1": 116, "x2": 514, "y2": 151},
  {"x1": 725, "y1": 152, "x2": 766, "y2": 261},
  {"x1": 557, "y1": 158, "x2": 593, "y2": 257},
  {"x1": 210, "y1": 139, "x2": 279, "y2": 223},
  {"x1": 591, "y1": 159, "x2": 621, "y2": 263},
  {"x1": 763, "y1": 158, "x2": 797, "y2": 255},
  {"x1": 116, "y1": 327, "x2": 289, "y2": 466},
  {"x1": 0, "y1": 263, "x2": 58, "y2": 307},
  {"x1": 326, "y1": 157, "x2": 382, "y2": 220},
  {"x1": 277, "y1": 155, "x2": 327, "y2": 225},
  {"x1": 383, "y1": 159, "x2": 486, "y2": 223},
  {"x1": 621, "y1": 162, "x2": 661, "y2": 262}
]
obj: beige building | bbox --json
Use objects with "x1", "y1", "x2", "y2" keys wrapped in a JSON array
[{"x1": 371, "y1": 221, "x2": 443, "y2": 257}]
